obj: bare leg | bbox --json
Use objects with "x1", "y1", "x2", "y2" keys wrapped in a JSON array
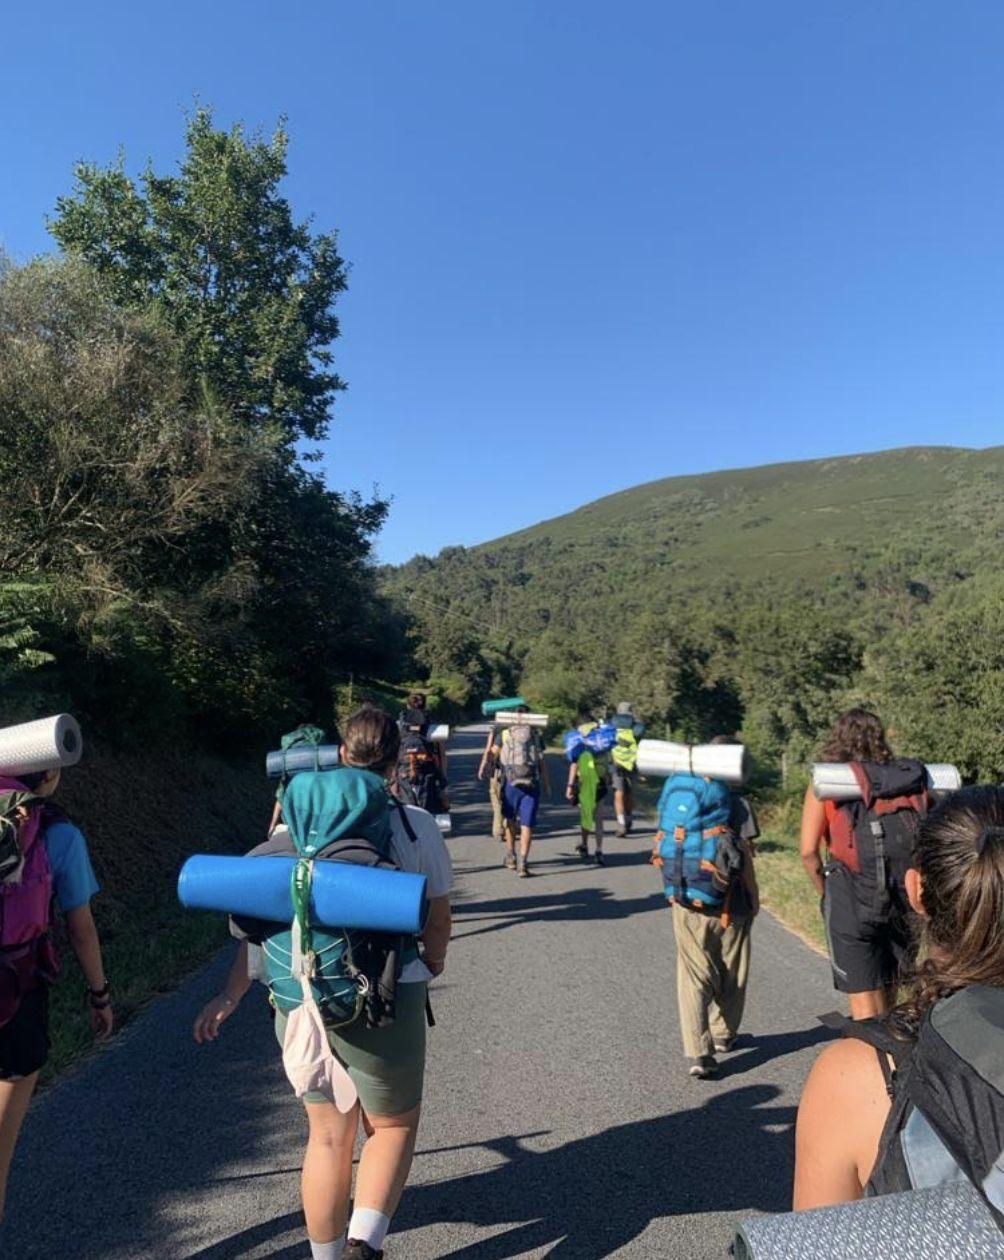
[
  {"x1": 354, "y1": 1104, "x2": 422, "y2": 1220},
  {"x1": 519, "y1": 824, "x2": 533, "y2": 862},
  {"x1": 0, "y1": 1074, "x2": 40, "y2": 1223},
  {"x1": 847, "y1": 988, "x2": 890, "y2": 1020},
  {"x1": 504, "y1": 818, "x2": 517, "y2": 866},
  {"x1": 301, "y1": 1099, "x2": 360, "y2": 1243}
]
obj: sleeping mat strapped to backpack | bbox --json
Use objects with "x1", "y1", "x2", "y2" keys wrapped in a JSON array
[{"x1": 653, "y1": 773, "x2": 735, "y2": 910}]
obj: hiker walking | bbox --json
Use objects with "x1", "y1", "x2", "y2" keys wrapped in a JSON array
[
  {"x1": 394, "y1": 694, "x2": 449, "y2": 817},
  {"x1": 567, "y1": 713, "x2": 611, "y2": 865},
  {"x1": 0, "y1": 760, "x2": 113, "y2": 1223},
  {"x1": 478, "y1": 722, "x2": 506, "y2": 843},
  {"x1": 653, "y1": 736, "x2": 759, "y2": 1079},
  {"x1": 610, "y1": 702, "x2": 645, "y2": 837},
  {"x1": 267, "y1": 721, "x2": 331, "y2": 839},
  {"x1": 194, "y1": 707, "x2": 452, "y2": 1260},
  {"x1": 800, "y1": 708, "x2": 926, "y2": 1021},
  {"x1": 492, "y1": 705, "x2": 549, "y2": 877}
]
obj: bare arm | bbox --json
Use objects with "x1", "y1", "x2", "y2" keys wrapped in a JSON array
[
  {"x1": 65, "y1": 903, "x2": 114, "y2": 1040},
  {"x1": 268, "y1": 799, "x2": 282, "y2": 838},
  {"x1": 800, "y1": 786, "x2": 828, "y2": 897},
  {"x1": 193, "y1": 942, "x2": 253, "y2": 1043},
  {"x1": 794, "y1": 1038, "x2": 890, "y2": 1209},
  {"x1": 421, "y1": 894, "x2": 452, "y2": 977}
]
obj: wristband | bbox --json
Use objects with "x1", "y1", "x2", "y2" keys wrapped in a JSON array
[{"x1": 87, "y1": 981, "x2": 110, "y2": 999}]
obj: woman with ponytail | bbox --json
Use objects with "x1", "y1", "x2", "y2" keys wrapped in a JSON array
[{"x1": 794, "y1": 786, "x2": 1004, "y2": 1210}]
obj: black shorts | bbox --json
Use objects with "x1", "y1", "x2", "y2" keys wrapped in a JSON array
[
  {"x1": 0, "y1": 987, "x2": 50, "y2": 1079},
  {"x1": 822, "y1": 862, "x2": 918, "y2": 994}
]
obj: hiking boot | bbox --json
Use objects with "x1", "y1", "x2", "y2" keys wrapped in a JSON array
[
  {"x1": 594, "y1": 851, "x2": 606, "y2": 866},
  {"x1": 615, "y1": 824, "x2": 627, "y2": 838},
  {"x1": 574, "y1": 844, "x2": 588, "y2": 859},
  {"x1": 344, "y1": 1243, "x2": 384, "y2": 1260},
  {"x1": 504, "y1": 853, "x2": 516, "y2": 870},
  {"x1": 714, "y1": 1037, "x2": 737, "y2": 1054},
  {"x1": 688, "y1": 1056, "x2": 718, "y2": 1080},
  {"x1": 518, "y1": 861, "x2": 531, "y2": 878}
]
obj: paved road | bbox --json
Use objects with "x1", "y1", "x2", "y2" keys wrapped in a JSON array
[{"x1": 3, "y1": 726, "x2": 839, "y2": 1259}]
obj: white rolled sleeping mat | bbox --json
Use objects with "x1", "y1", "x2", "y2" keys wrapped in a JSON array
[
  {"x1": 492, "y1": 712, "x2": 549, "y2": 729},
  {"x1": 0, "y1": 714, "x2": 83, "y2": 777},
  {"x1": 734, "y1": 1181, "x2": 1001, "y2": 1259},
  {"x1": 812, "y1": 762, "x2": 962, "y2": 802},
  {"x1": 635, "y1": 739, "x2": 748, "y2": 787},
  {"x1": 425, "y1": 724, "x2": 450, "y2": 743}
]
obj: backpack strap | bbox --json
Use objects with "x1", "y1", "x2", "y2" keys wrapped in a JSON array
[{"x1": 393, "y1": 801, "x2": 419, "y2": 845}]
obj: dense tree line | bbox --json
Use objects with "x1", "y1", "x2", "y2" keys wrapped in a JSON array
[{"x1": 0, "y1": 112, "x2": 402, "y2": 741}]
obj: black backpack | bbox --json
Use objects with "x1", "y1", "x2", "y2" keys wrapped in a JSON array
[
  {"x1": 848, "y1": 987, "x2": 1004, "y2": 1233},
  {"x1": 828, "y1": 759, "x2": 929, "y2": 911}
]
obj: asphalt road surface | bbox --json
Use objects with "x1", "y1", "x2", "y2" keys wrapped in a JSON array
[{"x1": 3, "y1": 726, "x2": 840, "y2": 1259}]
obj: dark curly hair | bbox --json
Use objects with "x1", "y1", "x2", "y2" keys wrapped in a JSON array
[
  {"x1": 820, "y1": 708, "x2": 893, "y2": 764},
  {"x1": 893, "y1": 786, "x2": 1004, "y2": 1036}
]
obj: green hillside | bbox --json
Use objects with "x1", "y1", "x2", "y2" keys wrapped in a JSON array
[{"x1": 385, "y1": 445, "x2": 1004, "y2": 779}]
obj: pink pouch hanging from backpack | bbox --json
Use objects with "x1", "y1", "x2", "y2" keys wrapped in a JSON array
[{"x1": 281, "y1": 917, "x2": 358, "y2": 1113}]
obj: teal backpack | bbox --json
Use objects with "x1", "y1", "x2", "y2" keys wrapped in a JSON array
[
  {"x1": 274, "y1": 724, "x2": 327, "y2": 805},
  {"x1": 261, "y1": 768, "x2": 416, "y2": 1029},
  {"x1": 654, "y1": 773, "x2": 735, "y2": 910}
]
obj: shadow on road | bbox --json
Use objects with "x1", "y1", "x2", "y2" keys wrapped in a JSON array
[
  {"x1": 450, "y1": 886, "x2": 664, "y2": 940},
  {"x1": 188, "y1": 1084, "x2": 793, "y2": 1259}
]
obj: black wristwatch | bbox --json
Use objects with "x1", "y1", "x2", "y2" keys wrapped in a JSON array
[{"x1": 87, "y1": 981, "x2": 111, "y2": 1009}]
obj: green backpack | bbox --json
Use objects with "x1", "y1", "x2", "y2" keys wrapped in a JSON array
[
  {"x1": 274, "y1": 724, "x2": 328, "y2": 804},
  {"x1": 261, "y1": 768, "x2": 415, "y2": 1029}
]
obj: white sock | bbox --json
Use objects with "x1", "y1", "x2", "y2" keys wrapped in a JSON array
[
  {"x1": 310, "y1": 1235, "x2": 346, "y2": 1260},
  {"x1": 617, "y1": 813, "x2": 626, "y2": 826},
  {"x1": 348, "y1": 1208, "x2": 391, "y2": 1250}
]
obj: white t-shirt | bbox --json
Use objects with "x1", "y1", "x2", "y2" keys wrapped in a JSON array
[{"x1": 390, "y1": 804, "x2": 453, "y2": 983}]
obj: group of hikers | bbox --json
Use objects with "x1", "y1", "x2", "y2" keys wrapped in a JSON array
[{"x1": 2, "y1": 695, "x2": 1004, "y2": 1255}]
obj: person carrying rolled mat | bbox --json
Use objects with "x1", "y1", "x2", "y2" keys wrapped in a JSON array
[
  {"x1": 477, "y1": 720, "x2": 505, "y2": 843},
  {"x1": 665, "y1": 736, "x2": 760, "y2": 1080},
  {"x1": 566, "y1": 712, "x2": 610, "y2": 865},
  {"x1": 492, "y1": 705, "x2": 549, "y2": 878},
  {"x1": 193, "y1": 707, "x2": 453, "y2": 1260},
  {"x1": 800, "y1": 708, "x2": 927, "y2": 1022},
  {"x1": 794, "y1": 786, "x2": 1004, "y2": 1214},
  {"x1": 267, "y1": 720, "x2": 331, "y2": 840},
  {"x1": 394, "y1": 693, "x2": 449, "y2": 816},
  {"x1": 0, "y1": 763, "x2": 114, "y2": 1224},
  {"x1": 610, "y1": 702, "x2": 645, "y2": 838}
]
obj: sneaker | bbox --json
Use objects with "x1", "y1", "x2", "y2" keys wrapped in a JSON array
[
  {"x1": 574, "y1": 844, "x2": 588, "y2": 858},
  {"x1": 504, "y1": 854, "x2": 516, "y2": 870},
  {"x1": 615, "y1": 825, "x2": 627, "y2": 838},
  {"x1": 594, "y1": 851, "x2": 605, "y2": 866},
  {"x1": 688, "y1": 1056, "x2": 718, "y2": 1079},
  {"x1": 518, "y1": 862, "x2": 531, "y2": 878},
  {"x1": 713, "y1": 1037, "x2": 736, "y2": 1054},
  {"x1": 344, "y1": 1243, "x2": 384, "y2": 1260}
]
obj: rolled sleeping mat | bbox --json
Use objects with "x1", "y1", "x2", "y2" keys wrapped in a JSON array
[
  {"x1": 177, "y1": 855, "x2": 429, "y2": 933},
  {"x1": 265, "y1": 745, "x2": 341, "y2": 778},
  {"x1": 434, "y1": 813, "x2": 452, "y2": 835},
  {"x1": 0, "y1": 714, "x2": 83, "y2": 777},
  {"x1": 812, "y1": 762, "x2": 962, "y2": 802},
  {"x1": 733, "y1": 1181, "x2": 1001, "y2": 1260},
  {"x1": 425, "y1": 724, "x2": 450, "y2": 743},
  {"x1": 493, "y1": 712, "x2": 549, "y2": 729},
  {"x1": 481, "y1": 696, "x2": 527, "y2": 716},
  {"x1": 636, "y1": 739, "x2": 748, "y2": 787}
]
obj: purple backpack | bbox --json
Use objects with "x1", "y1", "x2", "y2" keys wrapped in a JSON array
[{"x1": 0, "y1": 775, "x2": 59, "y2": 1026}]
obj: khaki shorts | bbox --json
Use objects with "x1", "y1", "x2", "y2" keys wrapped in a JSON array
[{"x1": 274, "y1": 980, "x2": 427, "y2": 1116}]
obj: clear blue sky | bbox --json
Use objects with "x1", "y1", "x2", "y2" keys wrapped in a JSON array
[{"x1": 3, "y1": 2, "x2": 1004, "y2": 562}]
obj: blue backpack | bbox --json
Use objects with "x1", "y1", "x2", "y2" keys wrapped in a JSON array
[
  {"x1": 654, "y1": 773, "x2": 734, "y2": 910},
  {"x1": 258, "y1": 768, "x2": 416, "y2": 1029}
]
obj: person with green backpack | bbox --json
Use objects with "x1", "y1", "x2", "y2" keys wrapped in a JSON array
[
  {"x1": 267, "y1": 722, "x2": 332, "y2": 840},
  {"x1": 193, "y1": 707, "x2": 452, "y2": 1260},
  {"x1": 611, "y1": 702, "x2": 645, "y2": 838},
  {"x1": 566, "y1": 713, "x2": 612, "y2": 865}
]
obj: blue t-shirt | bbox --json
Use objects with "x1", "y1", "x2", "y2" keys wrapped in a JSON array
[{"x1": 43, "y1": 820, "x2": 100, "y2": 913}]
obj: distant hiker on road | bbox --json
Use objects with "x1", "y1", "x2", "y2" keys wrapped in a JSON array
[
  {"x1": 800, "y1": 708, "x2": 926, "y2": 1021},
  {"x1": 267, "y1": 721, "x2": 331, "y2": 839},
  {"x1": 611, "y1": 702, "x2": 645, "y2": 837},
  {"x1": 394, "y1": 694, "x2": 449, "y2": 817},
  {"x1": 478, "y1": 722, "x2": 505, "y2": 843},
  {"x1": 0, "y1": 763, "x2": 113, "y2": 1224},
  {"x1": 795, "y1": 786, "x2": 1004, "y2": 1212},
  {"x1": 194, "y1": 707, "x2": 453, "y2": 1260},
  {"x1": 567, "y1": 714, "x2": 610, "y2": 865},
  {"x1": 654, "y1": 736, "x2": 759, "y2": 1080},
  {"x1": 493, "y1": 705, "x2": 549, "y2": 877}
]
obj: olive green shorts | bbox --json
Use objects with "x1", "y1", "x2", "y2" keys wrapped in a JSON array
[{"x1": 274, "y1": 980, "x2": 427, "y2": 1117}]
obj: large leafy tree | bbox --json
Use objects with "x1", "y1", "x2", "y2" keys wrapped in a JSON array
[{"x1": 50, "y1": 109, "x2": 347, "y2": 443}]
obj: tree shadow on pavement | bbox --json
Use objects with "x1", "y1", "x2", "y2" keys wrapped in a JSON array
[
  {"x1": 391, "y1": 1083, "x2": 794, "y2": 1259},
  {"x1": 450, "y1": 887, "x2": 664, "y2": 940}
]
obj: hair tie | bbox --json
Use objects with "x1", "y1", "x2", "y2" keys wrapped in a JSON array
[{"x1": 976, "y1": 826, "x2": 1004, "y2": 854}]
